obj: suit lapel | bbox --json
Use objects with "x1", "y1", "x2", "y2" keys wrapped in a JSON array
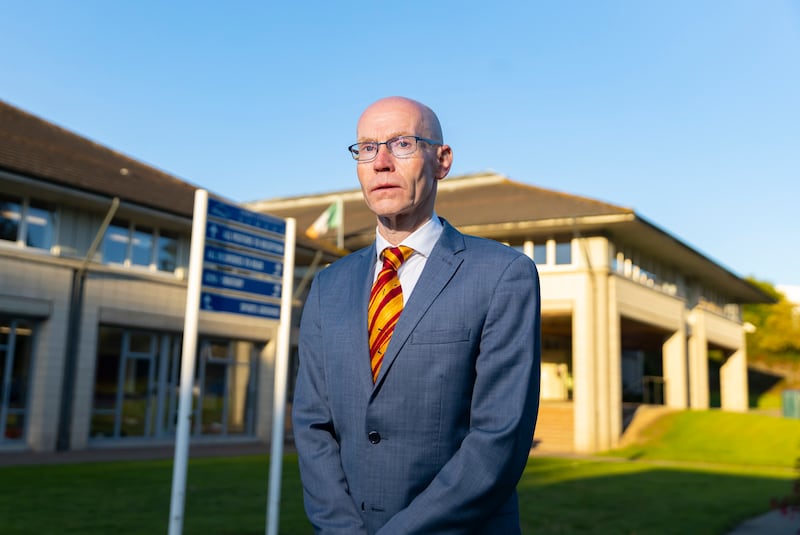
[
  {"x1": 348, "y1": 245, "x2": 379, "y2": 393},
  {"x1": 373, "y1": 221, "x2": 465, "y2": 389}
]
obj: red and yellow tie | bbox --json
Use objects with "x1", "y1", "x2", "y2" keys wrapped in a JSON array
[{"x1": 368, "y1": 246, "x2": 414, "y2": 382}]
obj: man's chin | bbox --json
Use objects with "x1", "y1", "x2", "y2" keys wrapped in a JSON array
[{"x1": 368, "y1": 199, "x2": 409, "y2": 219}]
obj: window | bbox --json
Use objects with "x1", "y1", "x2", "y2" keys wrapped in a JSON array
[
  {"x1": 157, "y1": 231, "x2": 179, "y2": 271},
  {"x1": 555, "y1": 241, "x2": 572, "y2": 265},
  {"x1": 534, "y1": 244, "x2": 547, "y2": 265},
  {"x1": 102, "y1": 222, "x2": 130, "y2": 264},
  {"x1": 0, "y1": 196, "x2": 21, "y2": 243},
  {"x1": 531, "y1": 239, "x2": 571, "y2": 266},
  {"x1": 131, "y1": 226, "x2": 154, "y2": 267},
  {"x1": 1, "y1": 317, "x2": 34, "y2": 442},
  {"x1": 196, "y1": 339, "x2": 257, "y2": 436},
  {"x1": 91, "y1": 326, "x2": 260, "y2": 441},
  {"x1": 101, "y1": 220, "x2": 180, "y2": 273},
  {"x1": 0, "y1": 195, "x2": 56, "y2": 251},
  {"x1": 91, "y1": 327, "x2": 177, "y2": 439}
]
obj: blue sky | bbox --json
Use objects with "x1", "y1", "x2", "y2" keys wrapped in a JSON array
[{"x1": 2, "y1": 1, "x2": 799, "y2": 286}]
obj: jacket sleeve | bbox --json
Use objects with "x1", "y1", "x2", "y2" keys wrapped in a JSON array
[
  {"x1": 378, "y1": 254, "x2": 541, "y2": 534},
  {"x1": 292, "y1": 276, "x2": 369, "y2": 535}
]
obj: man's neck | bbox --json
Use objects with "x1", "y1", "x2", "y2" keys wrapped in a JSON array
[{"x1": 376, "y1": 214, "x2": 433, "y2": 246}]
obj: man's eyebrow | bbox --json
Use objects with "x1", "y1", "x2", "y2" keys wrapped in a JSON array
[{"x1": 357, "y1": 132, "x2": 413, "y2": 143}]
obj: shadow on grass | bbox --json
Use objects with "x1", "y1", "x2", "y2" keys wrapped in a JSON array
[
  {"x1": 0, "y1": 455, "x2": 794, "y2": 535},
  {"x1": 518, "y1": 457, "x2": 795, "y2": 534}
]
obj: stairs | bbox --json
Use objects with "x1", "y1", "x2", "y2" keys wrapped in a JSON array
[{"x1": 533, "y1": 401, "x2": 575, "y2": 452}]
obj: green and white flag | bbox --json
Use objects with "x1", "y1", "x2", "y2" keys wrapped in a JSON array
[{"x1": 305, "y1": 200, "x2": 342, "y2": 239}]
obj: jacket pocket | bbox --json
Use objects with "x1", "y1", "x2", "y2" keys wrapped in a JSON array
[{"x1": 409, "y1": 327, "x2": 470, "y2": 345}]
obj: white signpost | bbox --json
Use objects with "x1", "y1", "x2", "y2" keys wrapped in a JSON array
[{"x1": 168, "y1": 189, "x2": 296, "y2": 535}]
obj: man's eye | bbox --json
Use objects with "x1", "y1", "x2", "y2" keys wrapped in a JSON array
[
  {"x1": 395, "y1": 138, "x2": 412, "y2": 148},
  {"x1": 362, "y1": 144, "x2": 377, "y2": 153}
]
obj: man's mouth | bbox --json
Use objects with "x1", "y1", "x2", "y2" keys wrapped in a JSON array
[{"x1": 372, "y1": 183, "x2": 399, "y2": 192}]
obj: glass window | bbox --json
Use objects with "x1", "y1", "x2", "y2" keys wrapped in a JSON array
[
  {"x1": 25, "y1": 200, "x2": 56, "y2": 249},
  {"x1": 157, "y1": 231, "x2": 179, "y2": 272},
  {"x1": 101, "y1": 221, "x2": 179, "y2": 273},
  {"x1": 1, "y1": 317, "x2": 34, "y2": 442},
  {"x1": 197, "y1": 339, "x2": 257, "y2": 436},
  {"x1": 0, "y1": 196, "x2": 57, "y2": 250},
  {"x1": 91, "y1": 327, "x2": 258, "y2": 441},
  {"x1": 92, "y1": 327, "x2": 171, "y2": 440},
  {"x1": 131, "y1": 226, "x2": 154, "y2": 267},
  {"x1": 129, "y1": 331, "x2": 155, "y2": 354},
  {"x1": 102, "y1": 222, "x2": 130, "y2": 265},
  {"x1": 556, "y1": 241, "x2": 572, "y2": 265},
  {"x1": 91, "y1": 327, "x2": 124, "y2": 438},
  {"x1": 534, "y1": 243, "x2": 547, "y2": 265},
  {"x1": 0, "y1": 195, "x2": 22, "y2": 243}
]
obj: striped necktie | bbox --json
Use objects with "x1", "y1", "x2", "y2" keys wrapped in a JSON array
[{"x1": 368, "y1": 246, "x2": 414, "y2": 382}]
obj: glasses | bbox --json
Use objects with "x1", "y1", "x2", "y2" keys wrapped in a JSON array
[{"x1": 348, "y1": 135, "x2": 441, "y2": 162}]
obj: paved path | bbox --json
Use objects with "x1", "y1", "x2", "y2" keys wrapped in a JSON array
[
  {"x1": 0, "y1": 441, "x2": 272, "y2": 467},
  {"x1": 725, "y1": 509, "x2": 799, "y2": 534}
]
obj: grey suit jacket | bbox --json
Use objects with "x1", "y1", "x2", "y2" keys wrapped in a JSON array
[{"x1": 292, "y1": 220, "x2": 541, "y2": 534}]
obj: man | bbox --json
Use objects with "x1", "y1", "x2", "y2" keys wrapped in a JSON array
[{"x1": 292, "y1": 96, "x2": 541, "y2": 534}]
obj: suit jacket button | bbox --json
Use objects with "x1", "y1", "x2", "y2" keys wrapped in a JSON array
[{"x1": 368, "y1": 431, "x2": 381, "y2": 444}]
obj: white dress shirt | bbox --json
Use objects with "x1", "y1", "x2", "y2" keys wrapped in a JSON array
[{"x1": 373, "y1": 213, "x2": 444, "y2": 301}]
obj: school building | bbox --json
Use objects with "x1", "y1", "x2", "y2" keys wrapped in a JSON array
[
  {"x1": 248, "y1": 174, "x2": 772, "y2": 453},
  {"x1": 0, "y1": 100, "x2": 771, "y2": 455}
]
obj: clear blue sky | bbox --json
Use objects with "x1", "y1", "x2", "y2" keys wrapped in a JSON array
[{"x1": 2, "y1": 1, "x2": 798, "y2": 286}]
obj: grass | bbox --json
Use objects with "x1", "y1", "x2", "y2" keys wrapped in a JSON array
[
  {"x1": 519, "y1": 457, "x2": 793, "y2": 534},
  {"x1": 606, "y1": 409, "x2": 800, "y2": 468},
  {"x1": 0, "y1": 454, "x2": 309, "y2": 535},
  {"x1": 1, "y1": 410, "x2": 798, "y2": 534}
]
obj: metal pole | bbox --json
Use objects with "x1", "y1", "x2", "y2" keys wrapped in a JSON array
[
  {"x1": 168, "y1": 189, "x2": 208, "y2": 535},
  {"x1": 266, "y1": 217, "x2": 296, "y2": 535},
  {"x1": 336, "y1": 197, "x2": 344, "y2": 250}
]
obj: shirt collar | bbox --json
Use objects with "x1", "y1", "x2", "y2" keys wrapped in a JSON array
[{"x1": 374, "y1": 212, "x2": 444, "y2": 261}]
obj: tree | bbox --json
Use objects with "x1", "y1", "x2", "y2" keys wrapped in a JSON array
[{"x1": 743, "y1": 278, "x2": 800, "y2": 359}]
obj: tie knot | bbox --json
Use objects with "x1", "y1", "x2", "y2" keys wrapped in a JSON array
[{"x1": 381, "y1": 246, "x2": 414, "y2": 271}]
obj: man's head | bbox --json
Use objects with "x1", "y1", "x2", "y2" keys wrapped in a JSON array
[{"x1": 353, "y1": 96, "x2": 453, "y2": 241}]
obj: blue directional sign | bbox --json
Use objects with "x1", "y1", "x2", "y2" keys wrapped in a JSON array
[
  {"x1": 201, "y1": 292, "x2": 281, "y2": 319},
  {"x1": 208, "y1": 197, "x2": 286, "y2": 236},
  {"x1": 204, "y1": 245, "x2": 282, "y2": 278},
  {"x1": 199, "y1": 196, "x2": 288, "y2": 321},
  {"x1": 202, "y1": 268, "x2": 282, "y2": 298},
  {"x1": 206, "y1": 220, "x2": 284, "y2": 257}
]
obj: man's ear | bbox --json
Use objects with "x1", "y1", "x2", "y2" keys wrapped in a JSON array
[{"x1": 435, "y1": 145, "x2": 453, "y2": 180}]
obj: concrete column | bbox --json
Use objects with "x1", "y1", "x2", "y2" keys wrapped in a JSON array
[
  {"x1": 257, "y1": 338, "x2": 277, "y2": 442},
  {"x1": 571, "y1": 289, "x2": 596, "y2": 453},
  {"x1": 230, "y1": 342, "x2": 251, "y2": 431},
  {"x1": 606, "y1": 276, "x2": 622, "y2": 449},
  {"x1": 593, "y1": 269, "x2": 615, "y2": 452},
  {"x1": 687, "y1": 312, "x2": 709, "y2": 409},
  {"x1": 662, "y1": 328, "x2": 688, "y2": 409},
  {"x1": 720, "y1": 346, "x2": 748, "y2": 411}
]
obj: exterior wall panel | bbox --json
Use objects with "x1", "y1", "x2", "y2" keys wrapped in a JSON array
[{"x1": 0, "y1": 253, "x2": 72, "y2": 451}]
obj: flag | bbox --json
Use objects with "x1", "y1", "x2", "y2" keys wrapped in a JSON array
[{"x1": 305, "y1": 200, "x2": 342, "y2": 239}]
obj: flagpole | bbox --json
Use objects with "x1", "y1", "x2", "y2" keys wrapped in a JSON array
[{"x1": 336, "y1": 196, "x2": 344, "y2": 250}]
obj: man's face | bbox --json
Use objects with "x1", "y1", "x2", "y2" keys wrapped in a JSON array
[{"x1": 355, "y1": 99, "x2": 451, "y2": 230}]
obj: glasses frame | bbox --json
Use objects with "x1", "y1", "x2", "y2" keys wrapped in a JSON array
[{"x1": 347, "y1": 135, "x2": 441, "y2": 162}]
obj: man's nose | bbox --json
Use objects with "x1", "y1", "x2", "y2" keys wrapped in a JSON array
[{"x1": 372, "y1": 143, "x2": 395, "y2": 169}]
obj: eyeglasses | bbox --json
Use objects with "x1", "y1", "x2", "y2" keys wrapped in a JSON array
[{"x1": 347, "y1": 135, "x2": 441, "y2": 162}]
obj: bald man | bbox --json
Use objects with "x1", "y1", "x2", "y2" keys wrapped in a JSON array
[{"x1": 292, "y1": 96, "x2": 541, "y2": 534}]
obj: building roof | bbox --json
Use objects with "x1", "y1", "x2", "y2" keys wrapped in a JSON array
[
  {"x1": 0, "y1": 99, "x2": 199, "y2": 218},
  {"x1": 0, "y1": 99, "x2": 341, "y2": 264},
  {"x1": 248, "y1": 172, "x2": 772, "y2": 304}
]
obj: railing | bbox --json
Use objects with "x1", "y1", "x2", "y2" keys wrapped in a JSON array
[{"x1": 642, "y1": 375, "x2": 665, "y2": 405}]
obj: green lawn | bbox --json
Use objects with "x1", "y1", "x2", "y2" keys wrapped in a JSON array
[
  {"x1": 1, "y1": 410, "x2": 797, "y2": 534},
  {"x1": 606, "y1": 409, "x2": 800, "y2": 468}
]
